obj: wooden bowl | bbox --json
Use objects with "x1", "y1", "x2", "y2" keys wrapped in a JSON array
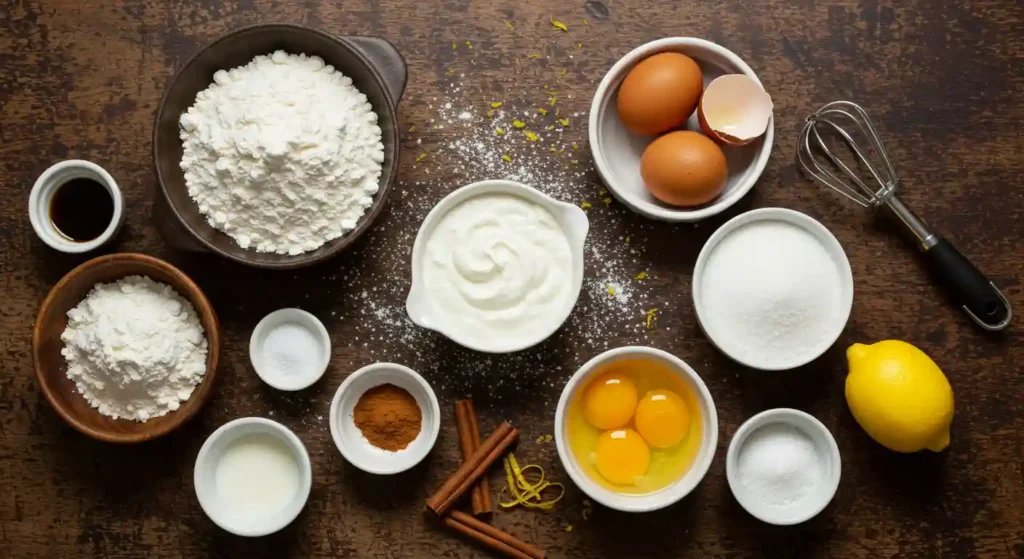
[
  {"x1": 32, "y1": 253, "x2": 221, "y2": 443},
  {"x1": 152, "y1": 23, "x2": 407, "y2": 269}
]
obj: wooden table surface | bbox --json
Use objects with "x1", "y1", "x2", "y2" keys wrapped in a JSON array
[{"x1": 2, "y1": 1, "x2": 1022, "y2": 557}]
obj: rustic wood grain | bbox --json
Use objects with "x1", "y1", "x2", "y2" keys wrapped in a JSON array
[{"x1": 1, "y1": 0, "x2": 1022, "y2": 557}]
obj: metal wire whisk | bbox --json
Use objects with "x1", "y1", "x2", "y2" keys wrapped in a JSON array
[{"x1": 797, "y1": 100, "x2": 1011, "y2": 331}]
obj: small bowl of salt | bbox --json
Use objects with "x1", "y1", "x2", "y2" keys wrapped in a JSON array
[
  {"x1": 726, "y1": 408, "x2": 841, "y2": 525},
  {"x1": 249, "y1": 308, "x2": 331, "y2": 391}
]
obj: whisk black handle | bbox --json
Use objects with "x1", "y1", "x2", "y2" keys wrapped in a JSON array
[{"x1": 924, "y1": 237, "x2": 1011, "y2": 331}]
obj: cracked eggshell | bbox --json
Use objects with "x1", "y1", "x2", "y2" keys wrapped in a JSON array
[{"x1": 697, "y1": 74, "x2": 773, "y2": 147}]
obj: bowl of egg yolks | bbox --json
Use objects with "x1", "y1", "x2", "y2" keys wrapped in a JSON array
[{"x1": 554, "y1": 346, "x2": 719, "y2": 512}]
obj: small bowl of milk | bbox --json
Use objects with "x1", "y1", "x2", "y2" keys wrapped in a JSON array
[{"x1": 194, "y1": 417, "x2": 312, "y2": 537}]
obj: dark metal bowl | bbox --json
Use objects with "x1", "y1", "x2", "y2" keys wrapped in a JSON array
[{"x1": 152, "y1": 23, "x2": 406, "y2": 269}]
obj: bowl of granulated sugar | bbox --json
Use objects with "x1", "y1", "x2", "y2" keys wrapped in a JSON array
[{"x1": 692, "y1": 208, "x2": 853, "y2": 370}]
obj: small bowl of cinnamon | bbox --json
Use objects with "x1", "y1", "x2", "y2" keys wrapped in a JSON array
[{"x1": 329, "y1": 362, "x2": 440, "y2": 475}]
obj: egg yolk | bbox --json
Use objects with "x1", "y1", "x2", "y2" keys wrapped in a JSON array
[
  {"x1": 594, "y1": 429, "x2": 651, "y2": 486},
  {"x1": 634, "y1": 389, "x2": 691, "y2": 449},
  {"x1": 583, "y1": 372, "x2": 638, "y2": 430}
]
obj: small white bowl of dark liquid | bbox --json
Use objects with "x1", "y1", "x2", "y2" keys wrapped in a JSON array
[{"x1": 29, "y1": 160, "x2": 124, "y2": 253}]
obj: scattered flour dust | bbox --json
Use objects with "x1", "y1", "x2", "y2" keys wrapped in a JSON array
[
  {"x1": 180, "y1": 51, "x2": 384, "y2": 255},
  {"x1": 60, "y1": 276, "x2": 208, "y2": 421}
]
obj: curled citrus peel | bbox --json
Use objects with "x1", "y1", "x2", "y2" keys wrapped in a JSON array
[{"x1": 499, "y1": 454, "x2": 565, "y2": 510}]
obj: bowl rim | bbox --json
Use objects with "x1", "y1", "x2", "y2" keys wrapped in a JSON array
[
  {"x1": 193, "y1": 416, "x2": 313, "y2": 536},
  {"x1": 32, "y1": 253, "x2": 221, "y2": 443},
  {"x1": 328, "y1": 362, "x2": 441, "y2": 475},
  {"x1": 553, "y1": 346, "x2": 719, "y2": 512},
  {"x1": 691, "y1": 207, "x2": 854, "y2": 370},
  {"x1": 405, "y1": 179, "x2": 589, "y2": 353},
  {"x1": 28, "y1": 159, "x2": 125, "y2": 253},
  {"x1": 725, "y1": 408, "x2": 842, "y2": 525},
  {"x1": 152, "y1": 22, "x2": 402, "y2": 270},
  {"x1": 588, "y1": 37, "x2": 775, "y2": 222},
  {"x1": 248, "y1": 308, "x2": 331, "y2": 391}
]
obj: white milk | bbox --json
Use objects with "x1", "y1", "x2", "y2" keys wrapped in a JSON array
[{"x1": 215, "y1": 433, "x2": 300, "y2": 516}]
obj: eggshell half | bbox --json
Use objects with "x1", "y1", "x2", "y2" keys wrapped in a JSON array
[{"x1": 697, "y1": 74, "x2": 773, "y2": 147}]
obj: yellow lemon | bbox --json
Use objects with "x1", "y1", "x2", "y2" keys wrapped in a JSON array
[{"x1": 845, "y1": 340, "x2": 954, "y2": 452}]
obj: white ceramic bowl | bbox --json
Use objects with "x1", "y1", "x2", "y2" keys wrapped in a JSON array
[
  {"x1": 554, "y1": 346, "x2": 719, "y2": 513},
  {"x1": 193, "y1": 417, "x2": 312, "y2": 537},
  {"x1": 329, "y1": 362, "x2": 441, "y2": 475},
  {"x1": 249, "y1": 308, "x2": 331, "y2": 391},
  {"x1": 726, "y1": 408, "x2": 841, "y2": 525},
  {"x1": 588, "y1": 38, "x2": 774, "y2": 222},
  {"x1": 692, "y1": 208, "x2": 853, "y2": 370},
  {"x1": 29, "y1": 159, "x2": 125, "y2": 252},
  {"x1": 406, "y1": 179, "x2": 589, "y2": 353}
]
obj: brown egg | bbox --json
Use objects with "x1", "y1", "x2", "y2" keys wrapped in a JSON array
[
  {"x1": 640, "y1": 131, "x2": 728, "y2": 207},
  {"x1": 616, "y1": 53, "x2": 703, "y2": 136}
]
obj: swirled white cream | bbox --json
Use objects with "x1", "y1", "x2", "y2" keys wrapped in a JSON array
[{"x1": 423, "y1": 193, "x2": 574, "y2": 349}]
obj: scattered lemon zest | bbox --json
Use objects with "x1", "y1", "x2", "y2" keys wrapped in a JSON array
[
  {"x1": 561, "y1": 69, "x2": 567, "y2": 75},
  {"x1": 415, "y1": 153, "x2": 427, "y2": 162},
  {"x1": 602, "y1": 197, "x2": 612, "y2": 206},
  {"x1": 598, "y1": 188, "x2": 607, "y2": 196},
  {"x1": 582, "y1": 499, "x2": 593, "y2": 520},
  {"x1": 465, "y1": 41, "x2": 473, "y2": 49},
  {"x1": 555, "y1": 107, "x2": 561, "y2": 116},
  {"x1": 570, "y1": 159, "x2": 579, "y2": 165},
  {"x1": 583, "y1": 18, "x2": 588, "y2": 26},
  {"x1": 565, "y1": 525, "x2": 573, "y2": 532},
  {"x1": 606, "y1": 285, "x2": 616, "y2": 296},
  {"x1": 408, "y1": 125, "x2": 415, "y2": 132},
  {"x1": 495, "y1": 128, "x2": 506, "y2": 136},
  {"x1": 524, "y1": 131, "x2": 540, "y2": 141},
  {"x1": 635, "y1": 271, "x2": 648, "y2": 280},
  {"x1": 549, "y1": 146, "x2": 558, "y2": 153},
  {"x1": 550, "y1": 18, "x2": 568, "y2": 32},
  {"x1": 545, "y1": 125, "x2": 555, "y2": 131},
  {"x1": 537, "y1": 107, "x2": 548, "y2": 116},
  {"x1": 487, "y1": 109, "x2": 495, "y2": 118},
  {"x1": 645, "y1": 308, "x2": 659, "y2": 329},
  {"x1": 559, "y1": 118, "x2": 570, "y2": 127},
  {"x1": 580, "y1": 201, "x2": 592, "y2": 209},
  {"x1": 505, "y1": 21, "x2": 514, "y2": 30},
  {"x1": 548, "y1": 96, "x2": 557, "y2": 107},
  {"x1": 543, "y1": 84, "x2": 548, "y2": 89},
  {"x1": 452, "y1": 42, "x2": 457, "y2": 50},
  {"x1": 536, "y1": 435, "x2": 545, "y2": 443},
  {"x1": 490, "y1": 101, "x2": 503, "y2": 109},
  {"x1": 577, "y1": 42, "x2": 583, "y2": 50},
  {"x1": 499, "y1": 454, "x2": 565, "y2": 511},
  {"x1": 501, "y1": 154, "x2": 512, "y2": 162},
  {"x1": 572, "y1": 144, "x2": 580, "y2": 151},
  {"x1": 545, "y1": 434, "x2": 553, "y2": 442},
  {"x1": 512, "y1": 120, "x2": 527, "y2": 129},
  {"x1": 625, "y1": 235, "x2": 631, "y2": 244},
  {"x1": 528, "y1": 52, "x2": 542, "y2": 59}
]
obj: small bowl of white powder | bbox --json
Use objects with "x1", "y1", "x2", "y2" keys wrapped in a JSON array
[
  {"x1": 726, "y1": 408, "x2": 841, "y2": 525},
  {"x1": 692, "y1": 208, "x2": 853, "y2": 370},
  {"x1": 249, "y1": 308, "x2": 331, "y2": 391}
]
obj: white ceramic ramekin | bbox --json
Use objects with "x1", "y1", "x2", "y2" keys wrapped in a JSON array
[
  {"x1": 29, "y1": 160, "x2": 125, "y2": 252},
  {"x1": 329, "y1": 362, "x2": 440, "y2": 475},
  {"x1": 193, "y1": 417, "x2": 312, "y2": 537},
  {"x1": 554, "y1": 346, "x2": 719, "y2": 513},
  {"x1": 588, "y1": 38, "x2": 774, "y2": 222},
  {"x1": 692, "y1": 207, "x2": 854, "y2": 370},
  {"x1": 249, "y1": 308, "x2": 331, "y2": 391},
  {"x1": 406, "y1": 179, "x2": 589, "y2": 353},
  {"x1": 726, "y1": 408, "x2": 841, "y2": 525}
]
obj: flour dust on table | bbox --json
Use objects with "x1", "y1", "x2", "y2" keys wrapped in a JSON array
[
  {"x1": 60, "y1": 275, "x2": 208, "y2": 421},
  {"x1": 180, "y1": 51, "x2": 384, "y2": 255}
]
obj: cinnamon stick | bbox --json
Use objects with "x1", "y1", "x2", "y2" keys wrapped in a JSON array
[
  {"x1": 454, "y1": 400, "x2": 492, "y2": 516},
  {"x1": 426, "y1": 421, "x2": 518, "y2": 516},
  {"x1": 443, "y1": 510, "x2": 545, "y2": 559}
]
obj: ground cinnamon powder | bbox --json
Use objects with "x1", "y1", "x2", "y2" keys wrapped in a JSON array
[{"x1": 352, "y1": 384, "x2": 422, "y2": 451}]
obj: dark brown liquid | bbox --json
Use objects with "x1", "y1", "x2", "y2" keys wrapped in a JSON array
[{"x1": 49, "y1": 178, "x2": 114, "y2": 242}]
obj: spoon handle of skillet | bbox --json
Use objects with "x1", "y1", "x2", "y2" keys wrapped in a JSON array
[{"x1": 923, "y1": 236, "x2": 1012, "y2": 331}]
